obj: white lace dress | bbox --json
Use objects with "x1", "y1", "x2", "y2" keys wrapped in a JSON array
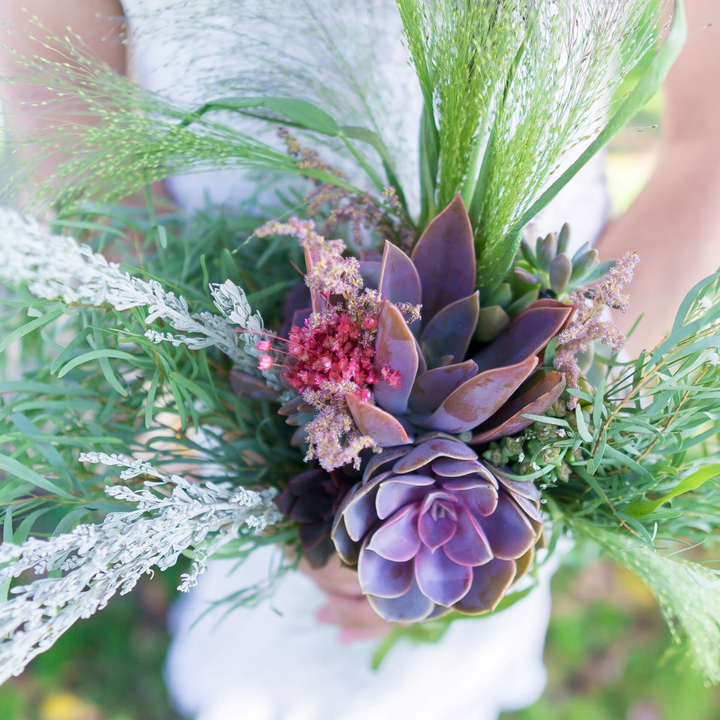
[{"x1": 121, "y1": 2, "x2": 610, "y2": 718}]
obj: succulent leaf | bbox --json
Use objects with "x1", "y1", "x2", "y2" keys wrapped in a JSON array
[
  {"x1": 475, "y1": 305, "x2": 511, "y2": 343},
  {"x1": 420, "y1": 291, "x2": 480, "y2": 368},
  {"x1": 549, "y1": 252, "x2": 572, "y2": 294},
  {"x1": 374, "y1": 300, "x2": 419, "y2": 414},
  {"x1": 379, "y1": 240, "x2": 422, "y2": 308},
  {"x1": 411, "y1": 195, "x2": 476, "y2": 324},
  {"x1": 359, "y1": 260, "x2": 382, "y2": 289},
  {"x1": 415, "y1": 544, "x2": 473, "y2": 606},
  {"x1": 471, "y1": 370, "x2": 567, "y2": 444},
  {"x1": 345, "y1": 393, "x2": 412, "y2": 447},
  {"x1": 479, "y1": 494, "x2": 536, "y2": 560},
  {"x1": 473, "y1": 300, "x2": 574, "y2": 372},
  {"x1": 443, "y1": 507, "x2": 493, "y2": 566},
  {"x1": 367, "y1": 504, "x2": 422, "y2": 561},
  {"x1": 453, "y1": 559, "x2": 516, "y2": 615},
  {"x1": 414, "y1": 355, "x2": 538, "y2": 434},
  {"x1": 409, "y1": 360, "x2": 479, "y2": 415},
  {"x1": 393, "y1": 437, "x2": 477, "y2": 474},
  {"x1": 358, "y1": 546, "x2": 415, "y2": 598},
  {"x1": 376, "y1": 475, "x2": 435, "y2": 520},
  {"x1": 367, "y1": 578, "x2": 435, "y2": 623}
]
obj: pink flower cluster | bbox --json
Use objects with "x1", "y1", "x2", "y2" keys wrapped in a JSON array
[
  {"x1": 285, "y1": 311, "x2": 379, "y2": 399},
  {"x1": 255, "y1": 216, "x2": 410, "y2": 471},
  {"x1": 555, "y1": 251, "x2": 639, "y2": 408}
]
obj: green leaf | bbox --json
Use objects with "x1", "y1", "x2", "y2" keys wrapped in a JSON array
[
  {"x1": 575, "y1": 406, "x2": 593, "y2": 443},
  {"x1": 92, "y1": 320, "x2": 128, "y2": 397},
  {"x1": 0, "y1": 453, "x2": 75, "y2": 500},
  {"x1": 513, "y1": 0, "x2": 687, "y2": 233},
  {"x1": 10, "y1": 413, "x2": 82, "y2": 494},
  {"x1": 57, "y1": 349, "x2": 140, "y2": 378},
  {"x1": 603, "y1": 444, "x2": 654, "y2": 481},
  {"x1": 181, "y1": 96, "x2": 340, "y2": 136},
  {"x1": 0, "y1": 508, "x2": 12, "y2": 603},
  {"x1": 53, "y1": 506, "x2": 94, "y2": 536},
  {"x1": 672, "y1": 273, "x2": 719, "y2": 334},
  {"x1": 0, "y1": 308, "x2": 65, "y2": 354},
  {"x1": 626, "y1": 464, "x2": 720, "y2": 517},
  {"x1": 168, "y1": 372, "x2": 215, "y2": 410},
  {"x1": 145, "y1": 370, "x2": 160, "y2": 429}
]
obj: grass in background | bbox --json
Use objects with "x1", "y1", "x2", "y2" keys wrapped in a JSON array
[
  {"x1": 0, "y1": 564, "x2": 185, "y2": 720},
  {"x1": 502, "y1": 557, "x2": 720, "y2": 720}
]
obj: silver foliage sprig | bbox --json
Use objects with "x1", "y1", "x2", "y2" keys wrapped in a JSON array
[
  {"x1": 210, "y1": 280, "x2": 281, "y2": 388},
  {"x1": 0, "y1": 452, "x2": 280, "y2": 684},
  {"x1": 0, "y1": 207, "x2": 261, "y2": 369}
]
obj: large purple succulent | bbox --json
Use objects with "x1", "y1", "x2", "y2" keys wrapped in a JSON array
[
  {"x1": 331, "y1": 436, "x2": 543, "y2": 621},
  {"x1": 341, "y1": 195, "x2": 573, "y2": 449}
]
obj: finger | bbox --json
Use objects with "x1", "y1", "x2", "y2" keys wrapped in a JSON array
[
  {"x1": 323, "y1": 593, "x2": 391, "y2": 632},
  {"x1": 300, "y1": 556, "x2": 365, "y2": 597},
  {"x1": 338, "y1": 627, "x2": 389, "y2": 644}
]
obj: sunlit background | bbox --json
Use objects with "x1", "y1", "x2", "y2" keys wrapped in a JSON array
[{"x1": 2, "y1": 88, "x2": 719, "y2": 720}]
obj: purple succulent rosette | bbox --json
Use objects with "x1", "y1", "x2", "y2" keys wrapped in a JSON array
[
  {"x1": 331, "y1": 436, "x2": 543, "y2": 622},
  {"x1": 345, "y1": 195, "x2": 574, "y2": 449}
]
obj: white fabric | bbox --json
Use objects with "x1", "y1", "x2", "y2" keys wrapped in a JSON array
[
  {"x1": 166, "y1": 546, "x2": 562, "y2": 720},
  {"x1": 120, "y1": 2, "x2": 610, "y2": 718}
]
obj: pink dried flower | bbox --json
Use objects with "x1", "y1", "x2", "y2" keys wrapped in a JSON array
[
  {"x1": 555, "y1": 251, "x2": 639, "y2": 409},
  {"x1": 258, "y1": 355, "x2": 275, "y2": 371},
  {"x1": 256, "y1": 218, "x2": 362, "y2": 297},
  {"x1": 256, "y1": 340, "x2": 272, "y2": 352},
  {"x1": 380, "y1": 366, "x2": 403, "y2": 389},
  {"x1": 285, "y1": 311, "x2": 377, "y2": 395}
]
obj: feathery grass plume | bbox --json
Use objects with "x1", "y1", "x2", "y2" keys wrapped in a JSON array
[
  {"x1": 572, "y1": 520, "x2": 720, "y2": 685},
  {"x1": 0, "y1": 2, "x2": 417, "y2": 213},
  {"x1": 397, "y1": 0, "x2": 680, "y2": 289},
  {"x1": 395, "y1": 0, "x2": 523, "y2": 217},
  {"x1": 477, "y1": 0, "x2": 680, "y2": 292},
  {"x1": 0, "y1": 18, "x2": 364, "y2": 212}
]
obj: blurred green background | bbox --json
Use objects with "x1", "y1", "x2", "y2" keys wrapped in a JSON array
[{"x1": 4, "y1": 94, "x2": 720, "y2": 720}]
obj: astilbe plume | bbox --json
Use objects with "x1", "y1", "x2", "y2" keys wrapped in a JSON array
[
  {"x1": 554, "y1": 251, "x2": 639, "y2": 407},
  {"x1": 278, "y1": 129, "x2": 416, "y2": 249}
]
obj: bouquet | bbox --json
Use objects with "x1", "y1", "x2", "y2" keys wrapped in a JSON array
[{"x1": 3, "y1": 0, "x2": 720, "y2": 688}]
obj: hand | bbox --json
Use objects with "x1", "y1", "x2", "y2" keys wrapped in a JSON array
[{"x1": 299, "y1": 555, "x2": 393, "y2": 643}]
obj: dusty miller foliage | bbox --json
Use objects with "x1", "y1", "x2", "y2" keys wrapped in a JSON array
[{"x1": 0, "y1": 453, "x2": 280, "y2": 683}]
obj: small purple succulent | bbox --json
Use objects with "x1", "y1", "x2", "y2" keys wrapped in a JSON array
[
  {"x1": 332, "y1": 437, "x2": 543, "y2": 622},
  {"x1": 276, "y1": 467, "x2": 354, "y2": 568}
]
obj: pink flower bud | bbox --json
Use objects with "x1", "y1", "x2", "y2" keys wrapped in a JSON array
[
  {"x1": 258, "y1": 355, "x2": 274, "y2": 371},
  {"x1": 358, "y1": 388, "x2": 372, "y2": 402},
  {"x1": 256, "y1": 340, "x2": 272, "y2": 352},
  {"x1": 363, "y1": 316, "x2": 378, "y2": 330}
]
